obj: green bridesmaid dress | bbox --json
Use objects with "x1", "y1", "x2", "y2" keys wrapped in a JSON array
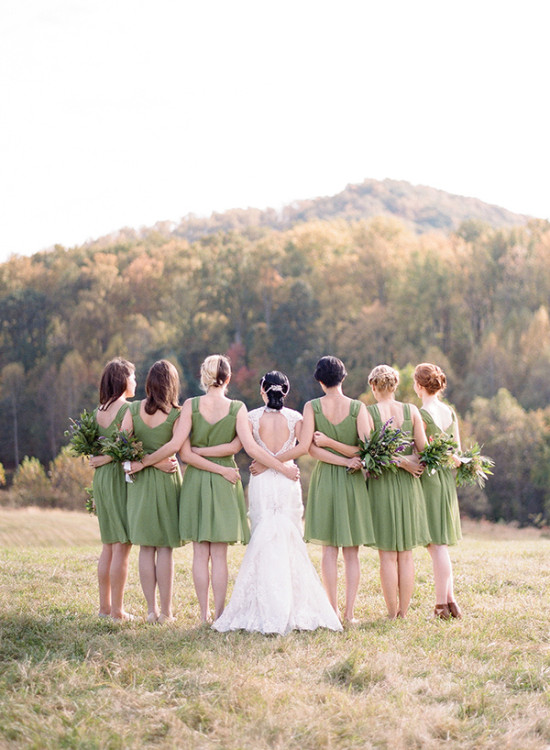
[
  {"x1": 179, "y1": 397, "x2": 250, "y2": 544},
  {"x1": 304, "y1": 398, "x2": 375, "y2": 548},
  {"x1": 126, "y1": 401, "x2": 182, "y2": 548},
  {"x1": 419, "y1": 408, "x2": 462, "y2": 545},
  {"x1": 93, "y1": 403, "x2": 130, "y2": 544},
  {"x1": 366, "y1": 403, "x2": 431, "y2": 551}
]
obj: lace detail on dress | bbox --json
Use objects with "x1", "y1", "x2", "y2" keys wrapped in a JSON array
[{"x1": 248, "y1": 407, "x2": 302, "y2": 456}]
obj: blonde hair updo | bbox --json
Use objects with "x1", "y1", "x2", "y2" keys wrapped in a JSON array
[
  {"x1": 368, "y1": 364, "x2": 399, "y2": 393},
  {"x1": 414, "y1": 363, "x2": 446, "y2": 395},
  {"x1": 200, "y1": 354, "x2": 231, "y2": 391}
]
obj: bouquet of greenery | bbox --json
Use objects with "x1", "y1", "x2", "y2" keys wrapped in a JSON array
[
  {"x1": 358, "y1": 418, "x2": 413, "y2": 479},
  {"x1": 64, "y1": 410, "x2": 102, "y2": 457},
  {"x1": 418, "y1": 434, "x2": 458, "y2": 476},
  {"x1": 85, "y1": 485, "x2": 96, "y2": 516},
  {"x1": 456, "y1": 443, "x2": 495, "y2": 488},
  {"x1": 99, "y1": 430, "x2": 145, "y2": 483}
]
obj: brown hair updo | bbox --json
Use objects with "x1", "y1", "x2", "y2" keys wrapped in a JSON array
[
  {"x1": 200, "y1": 354, "x2": 231, "y2": 392},
  {"x1": 414, "y1": 363, "x2": 447, "y2": 395},
  {"x1": 368, "y1": 364, "x2": 399, "y2": 393}
]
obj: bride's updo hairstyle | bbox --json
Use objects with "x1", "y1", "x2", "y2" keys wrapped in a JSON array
[
  {"x1": 200, "y1": 354, "x2": 231, "y2": 392},
  {"x1": 144, "y1": 359, "x2": 180, "y2": 415},
  {"x1": 414, "y1": 363, "x2": 446, "y2": 395},
  {"x1": 368, "y1": 364, "x2": 399, "y2": 393},
  {"x1": 314, "y1": 356, "x2": 347, "y2": 388},
  {"x1": 260, "y1": 371, "x2": 290, "y2": 411}
]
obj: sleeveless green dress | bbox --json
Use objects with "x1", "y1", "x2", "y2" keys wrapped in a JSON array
[
  {"x1": 420, "y1": 408, "x2": 462, "y2": 545},
  {"x1": 126, "y1": 401, "x2": 182, "y2": 548},
  {"x1": 304, "y1": 398, "x2": 375, "y2": 547},
  {"x1": 179, "y1": 397, "x2": 250, "y2": 544},
  {"x1": 366, "y1": 403, "x2": 431, "y2": 551},
  {"x1": 93, "y1": 403, "x2": 130, "y2": 544}
]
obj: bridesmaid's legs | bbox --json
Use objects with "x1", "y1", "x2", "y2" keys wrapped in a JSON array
[
  {"x1": 156, "y1": 547, "x2": 174, "y2": 621},
  {"x1": 210, "y1": 543, "x2": 228, "y2": 620},
  {"x1": 378, "y1": 550, "x2": 398, "y2": 619},
  {"x1": 396, "y1": 551, "x2": 414, "y2": 617},
  {"x1": 139, "y1": 546, "x2": 159, "y2": 621},
  {"x1": 427, "y1": 544, "x2": 453, "y2": 605},
  {"x1": 110, "y1": 542, "x2": 132, "y2": 620},
  {"x1": 321, "y1": 545, "x2": 339, "y2": 617},
  {"x1": 342, "y1": 546, "x2": 360, "y2": 622},
  {"x1": 98, "y1": 543, "x2": 113, "y2": 616},
  {"x1": 193, "y1": 541, "x2": 211, "y2": 622}
]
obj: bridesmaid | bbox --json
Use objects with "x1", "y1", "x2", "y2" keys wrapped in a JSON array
[
  {"x1": 88, "y1": 358, "x2": 136, "y2": 622},
  {"x1": 121, "y1": 360, "x2": 182, "y2": 624},
  {"x1": 414, "y1": 363, "x2": 463, "y2": 619},
  {"x1": 304, "y1": 355, "x2": 376, "y2": 625},
  {"x1": 144, "y1": 354, "x2": 300, "y2": 623},
  {"x1": 366, "y1": 365, "x2": 431, "y2": 619}
]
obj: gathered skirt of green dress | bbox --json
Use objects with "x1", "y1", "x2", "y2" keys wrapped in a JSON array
[
  {"x1": 304, "y1": 463, "x2": 375, "y2": 548},
  {"x1": 93, "y1": 462, "x2": 130, "y2": 544},
  {"x1": 420, "y1": 467, "x2": 462, "y2": 545},
  {"x1": 366, "y1": 469, "x2": 431, "y2": 551},
  {"x1": 127, "y1": 466, "x2": 182, "y2": 548},
  {"x1": 179, "y1": 456, "x2": 250, "y2": 545}
]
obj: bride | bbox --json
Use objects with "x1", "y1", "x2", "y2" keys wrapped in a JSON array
[{"x1": 212, "y1": 371, "x2": 342, "y2": 635}]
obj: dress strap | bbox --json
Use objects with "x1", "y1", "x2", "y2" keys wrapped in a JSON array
[
  {"x1": 166, "y1": 406, "x2": 181, "y2": 425},
  {"x1": 311, "y1": 398, "x2": 322, "y2": 414},
  {"x1": 115, "y1": 402, "x2": 130, "y2": 426},
  {"x1": 367, "y1": 403, "x2": 382, "y2": 428},
  {"x1": 349, "y1": 399, "x2": 361, "y2": 419},
  {"x1": 403, "y1": 403, "x2": 411, "y2": 421},
  {"x1": 129, "y1": 400, "x2": 141, "y2": 417},
  {"x1": 191, "y1": 396, "x2": 201, "y2": 413},
  {"x1": 229, "y1": 399, "x2": 244, "y2": 416},
  {"x1": 419, "y1": 407, "x2": 435, "y2": 426}
]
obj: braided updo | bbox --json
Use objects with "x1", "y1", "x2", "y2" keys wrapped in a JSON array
[
  {"x1": 368, "y1": 364, "x2": 399, "y2": 393},
  {"x1": 414, "y1": 363, "x2": 446, "y2": 395}
]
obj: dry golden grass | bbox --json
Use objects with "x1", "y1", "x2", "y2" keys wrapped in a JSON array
[{"x1": 0, "y1": 508, "x2": 549, "y2": 749}]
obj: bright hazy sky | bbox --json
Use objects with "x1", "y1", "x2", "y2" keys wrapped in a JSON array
[{"x1": 1, "y1": 0, "x2": 549, "y2": 262}]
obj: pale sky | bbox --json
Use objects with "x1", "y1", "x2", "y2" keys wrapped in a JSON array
[{"x1": 1, "y1": 0, "x2": 549, "y2": 262}]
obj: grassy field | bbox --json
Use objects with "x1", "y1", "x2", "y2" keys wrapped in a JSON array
[{"x1": 0, "y1": 508, "x2": 549, "y2": 749}]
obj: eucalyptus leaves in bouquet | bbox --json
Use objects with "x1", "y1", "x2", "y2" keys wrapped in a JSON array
[
  {"x1": 418, "y1": 434, "x2": 458, "y2": 476},
  {"x1": 99, "y1": 430, "x2": 145, "y2": 483},
  {"x1": 64, "y1": 410, "x2": 102, "y2": 457},
  {"x1": 358, "y1": 418, "x2": 413, "y2": 479},
  {"x1": 456, "y1": 443, "x2": 494, "y2": 488}
]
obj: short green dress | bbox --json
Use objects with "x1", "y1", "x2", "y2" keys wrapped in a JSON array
[
  {"x1": 420, "y1": 408, "x2": 462, "y2": 546},
  {"x1": 304, "y1": 398, "x2": 375, "y2": 548},
  {"x1": 93, "y1": 403, "x2": 130, "y2": 544},
  {"x1": 179, "y1": 397, "x2": 250, "y2": 545},
  {"x1": 126, "y1": 401, "x2": 182, "y2": 548},
  {"x1": 366, "y1": 403, "x2": 431, "y2": 552}
]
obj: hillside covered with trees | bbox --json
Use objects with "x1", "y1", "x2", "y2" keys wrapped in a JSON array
[{"x1": 1, "y1": 180, "x2": 549, "y2": 525}]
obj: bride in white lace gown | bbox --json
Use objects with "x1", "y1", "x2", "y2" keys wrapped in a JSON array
[{"x1": 212, "y1": 372, "x2": 342, "y2": 635}]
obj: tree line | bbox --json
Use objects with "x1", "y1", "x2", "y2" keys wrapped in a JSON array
[{"x1": 1, "y1": 213, "x2": 550, "y2": 524}]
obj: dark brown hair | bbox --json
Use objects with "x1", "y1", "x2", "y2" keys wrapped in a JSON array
[
  {"x1": 144, "y1": 360, "x2": 181, "y2": 415},
  {"x1": 98, "y1": 358, "x2": 135, "y2": 410}
]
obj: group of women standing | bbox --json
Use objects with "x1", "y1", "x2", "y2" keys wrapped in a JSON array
[{"x1": 89, "y1": 353, "x2": 463, "y2": 632}]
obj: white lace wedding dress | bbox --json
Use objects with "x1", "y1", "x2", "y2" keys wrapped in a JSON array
[{"x1": 212, "y1": 407, "x2": 342, "y2": 635}]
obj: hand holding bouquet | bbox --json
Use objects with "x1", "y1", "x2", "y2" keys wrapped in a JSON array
[
  {"x1": 418, "y1": 434, "x2": 458, "y2": 476},
  {"x1": 64, "y1": 410, "x2": 102, "y2": 457},
  {"x1": 358, "y1": 418, "x2": 413, "y2": 479},
  {"x1": 99, "y1": 430, "x2": 145, "y2": 483},
  {"x1": 456, "y1": 443, "x2": 494, "y2": 488}
]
